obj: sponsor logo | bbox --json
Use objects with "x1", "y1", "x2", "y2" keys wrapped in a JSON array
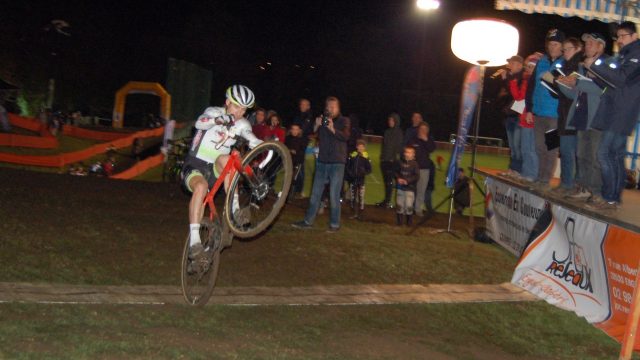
[{"x1": 546, "y1": 218, "x2": 593, "y2": 293}]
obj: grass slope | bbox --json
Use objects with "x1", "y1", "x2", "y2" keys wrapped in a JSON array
[{"x1": 0, "y1": 167, "x2": 630, "y2": 359}]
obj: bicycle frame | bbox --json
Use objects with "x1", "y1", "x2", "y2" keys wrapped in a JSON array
[{"x1": 202, "y1": 149, "x2": 255, "y2": 221}]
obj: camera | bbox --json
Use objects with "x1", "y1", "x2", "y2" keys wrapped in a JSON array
[{"x1": 322, "y1": 111, "x2": 331, "y2": 127}]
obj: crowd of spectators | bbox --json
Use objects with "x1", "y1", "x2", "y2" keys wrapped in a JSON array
[
  {"x1": 255, "y1": 95, "x2": 439, "y2": 232},
  {"x1": 495, "y1": 21, "x2": 640, "y2": 210}
]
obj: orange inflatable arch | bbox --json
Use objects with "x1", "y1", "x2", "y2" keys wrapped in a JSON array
[{"x1": 112, "y1": 81, "x2": 171, "y2": 128}]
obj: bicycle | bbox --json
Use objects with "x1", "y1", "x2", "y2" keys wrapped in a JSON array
[{"x1": 180, "y1": 140, "x2": 293, "y2": 306}]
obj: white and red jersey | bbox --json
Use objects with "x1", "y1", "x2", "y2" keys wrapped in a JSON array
[{"x1": 189, "y1": 107, "x2": 263, "y2": 164}]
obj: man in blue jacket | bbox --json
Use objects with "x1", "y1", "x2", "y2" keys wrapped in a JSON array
[
  {"x1": 586, "y1": 22, "x2": 640, "y2": 210},
  {"x1": 525, "y1": 29, "x2": 565, "y2": 188}
]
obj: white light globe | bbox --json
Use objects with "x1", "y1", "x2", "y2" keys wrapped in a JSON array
[
  {"x1": 451, "y1": 19, "x2": 519, "y2": 67},
  {"x1": 417, "y1": 0, "x2": 440, "y2": 11}
]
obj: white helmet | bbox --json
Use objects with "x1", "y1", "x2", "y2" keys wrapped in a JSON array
[{"x1": 226, "y1": 85, "x2": 255, "y2": 108}]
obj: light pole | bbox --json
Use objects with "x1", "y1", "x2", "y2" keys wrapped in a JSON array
[
  {"x1": 415, "y1": 0, "x2": 440, "y2": 111},
  {"x1": 450, "y1": 18, "x2": 519, "y2": 233}
]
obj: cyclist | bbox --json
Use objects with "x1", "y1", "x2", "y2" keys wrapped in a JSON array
[{"x1": 182, "y1": 85, "x2": 262, "y2": 260}]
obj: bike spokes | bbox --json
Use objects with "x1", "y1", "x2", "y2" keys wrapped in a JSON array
[
  {"x1": 225, "y1": 142, "x2": 292, "y2": 238},
  {"x1": 181, "y1": 217, "x2": 222, "y2": 306}
]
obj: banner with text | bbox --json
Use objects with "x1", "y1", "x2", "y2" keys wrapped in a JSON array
[
  {"x1": 487, "y1": 177, "x2": 640, "y2": 348},
  {"x1": 485, "y1": 177, "x2": 548, "y2": 256}
]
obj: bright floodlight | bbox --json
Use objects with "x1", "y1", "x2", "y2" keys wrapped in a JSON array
[
  {"x1": 417, "y1": 0, "x2": 440, "y2": 10},
  {"x1": 451, "y1": 19, "x2": 519, "y2": 67}
]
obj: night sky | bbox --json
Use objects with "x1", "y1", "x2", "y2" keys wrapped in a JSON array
[{"x1": 0, "y1": 0, "x2": 613, "y2": 140}]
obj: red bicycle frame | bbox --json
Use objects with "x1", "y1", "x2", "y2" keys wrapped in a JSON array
[{"x1": 202, "y1": 149, "x2": 255, "y2": 221}]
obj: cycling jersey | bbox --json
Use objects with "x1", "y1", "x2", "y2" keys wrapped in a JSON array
[
  {"x1": 189, "y1": 107, "x2": 263, "y2": 164},
  {"x1": 182, "y1": 107, "x2": 263, "y2": 192}
]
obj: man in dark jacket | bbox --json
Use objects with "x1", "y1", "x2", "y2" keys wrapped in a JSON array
[
  {"x1": 406, "y1": 121, "x2": 436, "y2": 216},
  {"x1": 377, "y1": 113, "x2": 403, "y2": 208},
  {"x1": 292, "y1": 96, "x2": 351, "y2": 232},
  {"x1": 557, "y1": 32, "x2": 610, "y2": 203},
  {"x1": 586, "y1": 22, "x2": 640, "y2": 210},
  {"x1": 285, "y1": 123, "x2": 308, "y2": 198},
  {"x1": 291, "y1": 98, "x2": 314, "y2": 195},
  {"x1": 403, "y1": 112, "x2": 423, "y2": 146}
]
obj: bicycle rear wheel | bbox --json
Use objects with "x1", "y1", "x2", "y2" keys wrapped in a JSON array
[
  {"x1": 180, "y1": 216, "x2": 222, "y2": 306},
  {"x1": 224, "y1": 141, "x2": 293, "y2": 238}
]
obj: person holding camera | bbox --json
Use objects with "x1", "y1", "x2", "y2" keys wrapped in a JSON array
[{"x1": 292, "y1": 96, "x2": 351, "y2": 232}]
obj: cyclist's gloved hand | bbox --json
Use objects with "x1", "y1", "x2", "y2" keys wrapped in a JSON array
[{"x1": 214, "y1": 114, "x2": 234, "y2": 125}]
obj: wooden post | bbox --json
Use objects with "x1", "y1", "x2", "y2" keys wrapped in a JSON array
[{"x1": 619, "y1": 260, "x2": 640, "y2": 360}]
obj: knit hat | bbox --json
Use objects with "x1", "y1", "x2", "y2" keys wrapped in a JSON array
[{"x1": 546, "y1": 29, "x2": 566, "y2": 43}]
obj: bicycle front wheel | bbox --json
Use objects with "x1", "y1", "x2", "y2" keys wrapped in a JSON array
[{"x1": 224, "y1": 141, "x2": 293, "y2": 238}]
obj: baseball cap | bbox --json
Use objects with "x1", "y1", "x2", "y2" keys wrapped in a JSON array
[
  {"x1": 546, "y1": 28, "x2": 566, "y2": 43},
  {"x1": 506, "y1": 55, "x2": 524, "y2": 63},
  {"x1": 581, "y1": 32, "x2": 606, "y2": 46}
]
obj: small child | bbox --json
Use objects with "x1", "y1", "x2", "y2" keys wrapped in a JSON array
[
  {"x1": 346, "y1": 139, "x2": 372, "y2": 220},
  {"x1": 395, "y1": 146, "x2": 420, "y2": 226},
  {"x1": 285, "y1": 123, "x2": 307, "y2": 198}
]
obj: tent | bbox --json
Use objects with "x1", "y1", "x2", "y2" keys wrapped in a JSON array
[{"x1": 495, "y1": 0, "x2": 639, "y2": 23}]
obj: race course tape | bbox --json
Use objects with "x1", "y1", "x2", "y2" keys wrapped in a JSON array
[
  {"x1": 0, "y1": 126, "x2": 165, "y2": 167},
  {"x1": 111, "y1": 153, "x2": 164, "y2": 180}
]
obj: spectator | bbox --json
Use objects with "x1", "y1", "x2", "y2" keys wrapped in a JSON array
[
  {"x1": 586, "y1": 22, "x2": 640, "y2": 210},
  {"x1": 403, "y1": 112, "x2": 423, "y2": 146},
  {"x1": 558, "y1": 33, "x2": 609, "y2": 203},
  {"x1": 453, "y1": 168, "x2": 470, "y2": 215},
  {"x1": 266, "y1": 113, "x2": 285, "y2": 142},
  {"x1": 406, "y1": 121, "x2": 436, "y2": 217},
  {"x1": 291, "y1": 98, "x2": 314, "y2": 198},
  {"x1": 292, "y1": 96, "x2": 351, "y2": 232},
  {"x1": 502, "y1": 55, "x2": 525, "y2": 177},
  {"x1": 103, "y1": 152, "x2": 116, "y2": 177},
  {"x1": 346, "y1": 139, "x2": 372, "y2": 220},
  {"x1": 395, "y1": 146, "x2": 420, "y2": 226},
  {"x1": 377, "y1": 113, "x2": 403, "y2": 208},
  {"x1": 551, "y1": 37, "x2": 583, "y2": 195},
  {"x1": 292, "y1": 98, "x2": 314, "y2": 137},
  {"x1": 285, "y1": 123, "x2": 307, "y2": 198},
  {"x1": 425, "y1": 159, "x2": 436, "y2": 213},
  {"x1": 251, "y1": 108, "x2": 269, "y2": 140},
  {"x1": 347, "y1": 113, "x2": 364, "y2": 154},
  {"x1": 513, "y1": 54, "x2": 540, "y2": 182},
  {"x1": 525, "y1": 29, "x2": 565, "y2": 188}
]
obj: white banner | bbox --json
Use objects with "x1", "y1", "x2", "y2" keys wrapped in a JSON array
[
  {"x1": 485, "y1": 177, "x2": 547, "y2": 256},
  {"x1": 512, "y1": 205, "x2": 611, "y2": 323}
]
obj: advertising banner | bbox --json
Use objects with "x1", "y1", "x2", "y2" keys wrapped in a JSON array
[
  {"x1": 445, "y1": 66, "x2": 480, "y2": 188},
  {"x1": 485, "y1": 177, "x2": 547, "y2": 256},
  {"x1": 486, "y1": 176, "x2": 640, "y2": 349}
]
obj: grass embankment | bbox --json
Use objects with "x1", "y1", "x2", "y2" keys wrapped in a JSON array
[
  {"x1": 0, "y1": 302, "x2": 626, "y2": 359},
  {"x1": 0, "y1": 168, "x2": 629, "y2": 359}
]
